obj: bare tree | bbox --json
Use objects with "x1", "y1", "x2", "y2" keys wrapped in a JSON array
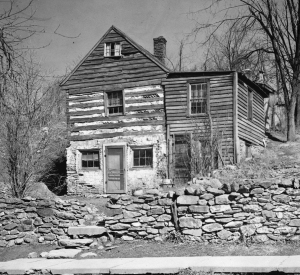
[
  {"x1": 0, "y1": 55, "x2": 67, "y2": 198},
  {"x1": 191, "y1": 0, "x2": 300, "y2": 141}
]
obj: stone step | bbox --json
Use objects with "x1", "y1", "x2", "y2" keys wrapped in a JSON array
[
  {"x1": 68, "y1": 226, "x2": 107, "y2": 237},
  {"x1": 59, "y1": 238, "x2": 94, "y2": 247}
]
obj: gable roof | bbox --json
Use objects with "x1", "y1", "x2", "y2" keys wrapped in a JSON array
[{"x1": 60, "y1": 25, "x2": 169, "y2": 86}]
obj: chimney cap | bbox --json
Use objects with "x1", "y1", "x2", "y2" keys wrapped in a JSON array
[{"x1": 153, "y1": 36, "x2": 167, "y2": 43}]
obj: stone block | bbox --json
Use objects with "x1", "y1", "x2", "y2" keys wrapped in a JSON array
[
  {"x1": 147, "y1": 207, "x2": 164, "y2": 215},
  {"x1": 200, "y1": 193, "x2": 214, "y2": 200},
  {"x1": 110, "y1": 223, "x2": 131, "y2": 231},
  {"x1": 179, "y1": 217, "x2": 202, "y2": 229},
  {"x1": 240, "y1": 224, "x2": 256, "y2": 236},
  {"x1": 189, "y1": 205, "x2": 209, "y2": 214},
  {"x1": 68, "y1": 226, "x2": 107, "y2": 236},
  {"x1": 224, "y1": 221, "x2": 243, "y2": 228},
  {"x1": 177, "y1": 195, "x2": 199, "y2": 205},
  {"x1": 182, "y1": 229, "x2": 202, "y2": 237},
  {"x1": 250, "y1": 188, "x2": 264, "y2": 195},
  {"x1": 202, "y1": 223, "x2": 223, "y2": 232},
  {"x1": 253, "y1": 234, "x2": 269, "y2": 243},
  {"x1": 207, "y1": 187, "x2": 225, "y2": 195},
  {"x1": 243, "y1": 204, "x2": 261, "y2": 213},
  {"x1": 217, "y1": 230, "x2": 232, "y2": 240},
  {"x1": 47, "y1": 249, "x2": 81, "y2": 259},
  {"x1": 37, "y1": 208, "x2": 55, "y2": 217},
  {"x1": 210, "y1": 205, "x2": 231, "y2": 213},
  {"x1": 158, "y1": 198, "x2": 173, "y2": 206},
  {"x1": 289, "y1": 219, "x2": 300, "y2": 227},
  {"x1": 215, "y1": 195, "x2": 230, "y2": 205},
  {"x1": 157, "y1": 214, "x2": 171, "y2": 222},
  {"x1": 272, "y1": 194, "x2": 290, "y2": 203}
]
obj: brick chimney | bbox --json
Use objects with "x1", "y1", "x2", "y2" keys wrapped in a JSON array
[{"x1": 153, "y1": 36, "x2": 167, "y2": 65}]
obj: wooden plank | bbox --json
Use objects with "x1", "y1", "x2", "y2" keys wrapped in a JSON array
[
  {"x1": 70, "y1": 111, "x2": 165, "y2": 123},
  {"x1": 72, "y1": 119, "x2": 165, "y2": 132},
  {"x1": 68, "y1": 109, "x2": 105, "y2": 116},
  {"x1": 70, "y1": 130, "x2": 165, "y2": 141},
  {"x1": 126, "y1": 104, "x2": 164, "y2": 112}
]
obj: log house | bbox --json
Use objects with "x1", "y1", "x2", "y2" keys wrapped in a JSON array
[{"x1": 60, "y1": 26, "x2": 272, "y2": 194}]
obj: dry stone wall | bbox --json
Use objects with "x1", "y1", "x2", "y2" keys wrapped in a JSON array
[
  {"x1": 105, "y1": 177, "x2": 300, "y2": 243},
  {"x1": 0, "y1": 197, "x2": 101, "y2": 247}
]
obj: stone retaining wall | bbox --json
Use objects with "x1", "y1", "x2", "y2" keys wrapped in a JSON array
[
  {"x1": 2, "y1": 176, "x2": 300, "y2": 247},
  {"x1": 0, "y1": 197, "x2": 101, "y2": 247},
  {"x1": 105, "y1": 177, "x2": 300, "y2": 243}
]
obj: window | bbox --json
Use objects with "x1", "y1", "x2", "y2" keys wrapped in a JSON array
[
  {"x1": 188, "y1": 81, "x2": 210, "y2": 115},
  {"x1": 81, "y1": 151, "x2": 100, "y2": 169},
  {"x1": 105, "y1": 91, "x2": 124, "y2": 115},
  {"x1": 133, "y1": 148, "x2": 153, "y2": 167},
  {"x1": 104, "y1": 42, "x2": 121, "y2": 57},
  {"x1": 248, "y1": 88, "x2": 253, "y2": 120}
]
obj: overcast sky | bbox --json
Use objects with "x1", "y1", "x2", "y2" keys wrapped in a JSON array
[{"x1": 22, "y1": 0, "x2": 212, "y2": 79}]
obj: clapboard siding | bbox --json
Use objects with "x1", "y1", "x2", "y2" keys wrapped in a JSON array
[
  {"x1": 62, "y1": 30, "x2": 166, "y2": 90},
  {"x1": 238, "y1": 81, "x2": 265, "y2": 146},
  {"x1": 164, "y1": 73, "x2": 235, "y2": 164}
]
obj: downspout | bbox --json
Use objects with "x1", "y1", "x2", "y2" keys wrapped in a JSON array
[{"x1": 233, "y1": 72, "x2": 240, "y2": 164}]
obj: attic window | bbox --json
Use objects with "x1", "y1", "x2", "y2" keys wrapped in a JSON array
[{"x1": 104, "y1": 42, "x2": 121, "y2": 57}]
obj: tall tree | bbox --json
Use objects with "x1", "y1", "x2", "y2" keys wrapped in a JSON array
[{"x1": 191, "y1": 0, "x2": 300, "y2": 141}]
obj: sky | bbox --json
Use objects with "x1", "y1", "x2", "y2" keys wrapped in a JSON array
[{"x1": 19, "y1": 0, "x2": 212, "y2": 79}]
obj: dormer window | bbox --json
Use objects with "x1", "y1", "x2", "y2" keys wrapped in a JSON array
[{"x1": 104, "y1": 42, "x2": 121, "y2": 57}]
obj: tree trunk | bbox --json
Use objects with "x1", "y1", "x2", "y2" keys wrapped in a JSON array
[
  {"x1": 287, "y1": 98, "x2": 296, "y2": 141},
  {"x1": 296, "y1": 92, "x2": 300, "y2": 128}
]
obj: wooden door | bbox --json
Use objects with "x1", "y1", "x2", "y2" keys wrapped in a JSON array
[
  {"x1": 106, "y1": 147, "x2": 125, "y2": 193},
  {"x1": 173, "y1": 135, "x2": 191, "y2": 185}
]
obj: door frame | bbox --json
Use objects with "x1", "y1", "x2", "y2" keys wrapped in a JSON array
[{"x1": 103, "y1": 142, "x2": 127, "y2": 194}]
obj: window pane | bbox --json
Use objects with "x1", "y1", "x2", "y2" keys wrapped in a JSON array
[
  {"x1": 111, "y1": 43, "x2": 115, "y2": 56},
  {"x1": 146, "y1": 158, "x2": 152, "y2": 166},
  {"x1": 93, "y1": 153, "x2": 99, "y2": 160},
  {"x1": 88, "y1": 161, "x2": 93, "y2": 167},
  {"x1": 134, "y1": 158, "x2": 139, "y2": 166},
  {"x1": 140, "y1": 150, "x2": 145, "y2": 157},
  {"x1": 94, "y1": 161, "x2": 99, "y2": 168},
  {"x1": 140, "y1": 158, "x2": 145, "y2": 166},
  {"x1": 134, "y1": 150, "x2": 139, "y2": 158},
  {"x1": 82, "y1": 160, "x2": 87, "y2": 167}
]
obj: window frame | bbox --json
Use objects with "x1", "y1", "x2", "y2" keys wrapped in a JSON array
[
  {"x1": 80, "y1": 149, "x2": 101, "y2": 171},
  {"x1": 104, "y1": 42, "x2": 122, "y2": 57},
  {"x1": 187, "y1": 79, "x2": 210, "y2": 117},
  {"x1": 247, "y1": 87, "x2": 253, "y2": 121},
  {"x1": 104, "y1": 90, "x2": 125, "y2": 116},
  {"x1": 131, "y1": 146, "x2": 153, "y2": 169}
]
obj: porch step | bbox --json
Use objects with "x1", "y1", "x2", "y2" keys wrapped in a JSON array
[
  {"x1": 58, "y1": 238, "x2": 94, "y2": 248},
  {"x1": 68, "y1": 226, "x2": 107, "y2": 237}
]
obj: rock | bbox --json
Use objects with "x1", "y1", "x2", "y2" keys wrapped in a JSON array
[
  {"x1": 154, "y1": 236, "x2": 163, "y2": 241},
  {"x1": 121, "y1": 235, "x2": 134, "y2": 241},
  {"x1": 289, "y1": 219, "x2": 300, "y2": 227},
  {"x1": 217, "y1": 230, "x2": 232, "y2": 240},
  {"x1": 257, "y1": 181, "x2": 273, "y2": 189},
  {"x1": 273, "y1": 194, "x2": 290, "y2": 203},
  {"x1": 269, "y1": 187, "x2": 285, "y2": 195},
  {"x1": 147, "y1": 228, "x2": 159, "y2": 234},
  {"x1": 139, "y1": 216, "x2": 155, "y2": 223},
  {"x1": 279, "y1": 178, "x2": 293, "y2": 187},
  {"x1": 207, "y1": 187, "x2": 224, "y2": 195},
  {"x1": 215, "y1": 218, "x2": 233, "y2": 224},
  {"x1": 37, "y1": 208, "x2": 55, "y2": 217},
  {"x1": 231, "y1": 182, "x2": 240, "y2": 192},
  {"x1": 243, "y1": 205, "x2": 261, "y2": 213},
  {"x1": 28, "y1": 252, "x2": 38, "y2": 258},
  {"x1": 262, "y1": 210, "x2": 276, "y2": 218},
  {"x1": 250, "y1": 188, "x2": 264, "y2": 195},
  {"x1": 177, "y1": 195, "x2": 199, "y2": 205},
  {"x1": 59, "y1": 239, "x2": 93, "y2": 247},
  {"x1": 240, "y1": 224, "x2": 256, "y2": 236},
  {"x1": 47, "y1": 249, "x2": 81, "y2": 259},
  {"x1": 80, "y1": 252, "x2": 97, "y2": 258},
  {"x1": 146, "y1": 189, "x2": 160, "y2": 195},
  {"x1": 158, "y1": 198, "x2": 172, "y2": 206},
  {"x1": 182, "y1": 229, "x2": 202, "y2": 237},
  {"x1": 189, "y1": 205, "x2": 209, "y2": 213},
  {"x1": 0, "y1": 241, "x2": 7, "y2": 247},
  {"x1": 274, "y1": 226, "x2": 297, "y2": 235},
  {"x1": 224, "y1": 221, "x2": 243, "y2": 228},
  {"x1": 215, "y1": 195, "x2": 229, "y2": 205},
  {"x1": 106, "y1": 203, "x2": 121, "y2": 209},
  {"x1": 157, "y1": 214, "x2": 171, "y2": 222},
  {"x1": 202, "y1": 223, "x2": 223, "y2": 233},
  {"x1": 210, "y1": 205, "x2": 231, "y2": 213},
  {"x1": 147, "y1": 207, "x2": 164, "y2": 215},
  {"x1": 133, "y1": 189, "x2": 144, "y2": 196},
  {"x1": 15, "y1": 238, "x2": 24, "y2": 245},
  {"x1": 179, "y1": 217, "x2": 202, "y2": 229},
  {"x1": 185, "y1": 187, "x2": 196, "y2": 195},
  {"x1": 4, "y1": 223, "x2": 18, "y2": 230},
  {"x1": 110, "y1": 223, "x2": 131, "y2": 231},
  {"x1": 200, "y1": 193, "x2": 214, "y2": 200},
  {"x1": 40, "y1": 252, "x2": 49, "y2": 258},
  {"x1": 123, "y1": 210, "x2": 142, "y2": 219},
  {"x1": 253, "y1": 234, "x2": 269, "y2": 243},
  {"x1": 257, "y1": 227, "x2": 274, "y2": 234}
]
